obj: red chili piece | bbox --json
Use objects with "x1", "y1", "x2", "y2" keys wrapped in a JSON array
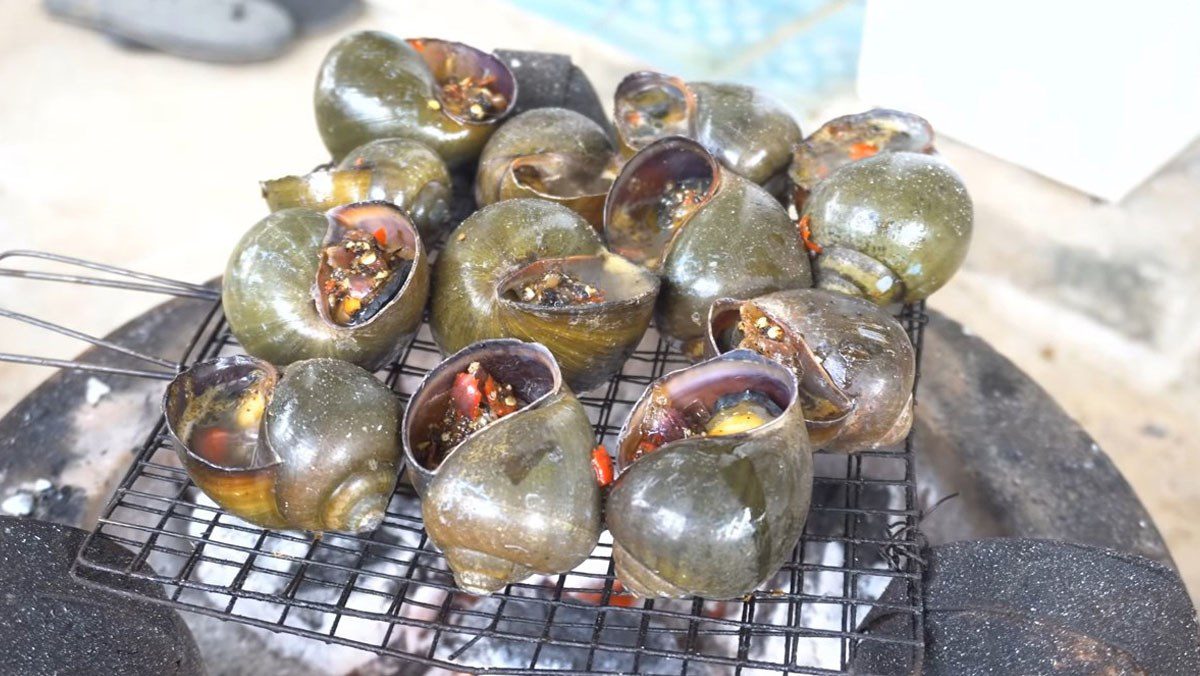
[
  {"x1": 451, "y1": 372, "x2": 482, "y2": 419},
  {"x1": 591, "y1": 445, "x2": 614, "y2": 487}
]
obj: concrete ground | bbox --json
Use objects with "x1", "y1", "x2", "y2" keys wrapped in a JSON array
[{"x1": 1, "y1": 0, "x2": 1197, "y2": 602}]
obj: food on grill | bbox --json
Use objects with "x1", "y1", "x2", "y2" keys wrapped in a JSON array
[
  {"x1": 788, "y1": 108, "x2": 935, "y2": 211},
  {"x1": 431, "y1": 198, "x2": 658, "y2": 392},
  {"x1": 164, "y1": 355, "x2": 402, "y2": 533},
  {"x1": 261, "y1": 137, "x2": 452, "y2": 242},
  {"x1": 707, "y1": 289, "x2": 915, "y2": 452},
  {"x1": 402, "y1": 339, "x2": 601, "y2": 595},
  {"x1": 799, "y1": 151, "x2": 973, "y2": 305},
  {"x1": 607, "y1": 349, "x2": 812, "y2": 599},
  {"x1": 315, "y1": 32, "x2": 517, "y2": 167},
  {"x1": 614, "y1": 71, "x2": 801, "y2": 195},
  {"x1": 475, "y1": 107, "x2": 617, "y2": 229},
  {"x1": 604, "y1": 136, "x2": 812, "y2": 356},
  {"x1": 223, "y1": 201, "x2": 429, "y2": 370}
]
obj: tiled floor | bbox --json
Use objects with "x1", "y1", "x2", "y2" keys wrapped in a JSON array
[{"x1": 0, "y1": 0, "x2": 1196, "y2": 604}]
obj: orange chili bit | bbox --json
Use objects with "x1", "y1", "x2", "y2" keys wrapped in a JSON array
[
  {"x1": 591, "y1": 445, "x2": 614, "y2": 487},
  {"x1": 848, "y1": 142, "x2": 878, "y2": 161},
  {"x1": 797, "y1": 214, "x2": 823, "y2": 254},
  {"x1": 373, "y1": 228, "x2": 388, "y2": 246},
  {"x1": 483, "y1": 374, "x2": 517, "y2": 417}
]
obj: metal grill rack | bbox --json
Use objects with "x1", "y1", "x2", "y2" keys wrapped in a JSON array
[{"x1": 2, "y1": 250, "x2": 927, "y2": 674}]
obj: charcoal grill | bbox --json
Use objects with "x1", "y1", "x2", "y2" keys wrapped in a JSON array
[{"x1": 0, "y1": 245, "x2": 927, "y2": 674}]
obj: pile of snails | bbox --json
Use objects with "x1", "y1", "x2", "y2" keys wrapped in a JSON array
[{"x1": 164, "y1": 32, "x2": 972, "y2": 600}]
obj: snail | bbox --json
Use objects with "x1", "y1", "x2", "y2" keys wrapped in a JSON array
[
  {"x1": 315, "y1": 32, "x2": 517, "y2": 168},
  {"x1": 402, "y1": 339, "x2": 601, "y2": 595},
  {"x1": 261, "y1": 137, "x2": 453, "y2": 243},
  {"x1": 799, "y1": 151, "x2": 972, "y2": 305},
  {"x1": 606, "y1": 349, "x2": 812, "y2": 599},
  {"x1": 604, "y1": 136, "x2": 812, "y2": 357},
  {"x1": 164, "y1": 355, "x2": 403, "y2": 533},
  {"x1": 789, "y1": 108, "x2": 935, "y2": 211},
  {"x1": 475, "y1": 107, "x2": 618, "y2": 229},
  {"x1": 430, "y1": 198, "x2": 659, "y2": 393},
  {"x1": 223, "y1": 201, "x2": 430, "y2": 371},
  {"x1": 706, "y1": 289, "x2": 915, "y2": 452},
  {"x1": 613, "y1": 71, "x2": 801, "y2": 195}
]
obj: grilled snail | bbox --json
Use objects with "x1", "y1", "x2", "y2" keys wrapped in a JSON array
[
  {"x1": 800, "y1": 151, "x2": 972, "y2": 305},
  {"x1": 789, "y1": 108, "x2": 935, "y2": 211},
  {"x1": 604, "y1": 136, "x2": 811, "y2": 357},
  {"x1": 707, "y1": 289, "x2": 915, "y2": 452},
  {"x1": 475, "y1": 107, "x2": 617, "y2": 229},
  {"x1": 261, "y1": 138, "x2": 452, "y2": 242},
  {"x1": 431, "y1": 198, "x2": 659, "y2": 392},
  {"x1": 315, "y1": 32, "x2": 517, "y2": 167},
  {"x1": 164, "y1": 355, "x2": 402, "y2": 533},
  {"x1": 402, "y1": 339, "x2": 601, "y2": 594},
  {"x1": 223, "y1": 201, "x2": 430, "y2": 370},
  {"x1": 614, "y1": 71, "x2": 800, "y2": 194},
  {"x1": 607, "y1": 349, "x2": 812, "y2": 599}
]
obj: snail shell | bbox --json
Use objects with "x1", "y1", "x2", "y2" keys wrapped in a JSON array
[
  {"x1": 607, "y1": 349, "x2": 812, "y2": 599},
  {"x1": 164, "y1": 355, "x2": 402, "y2": 533},
  {"x1": 223, "y1": 201, "x2": 430, "y2": 370},
  {"x1": 430, "y1": 198, "x2": 659, "y2": 393},
  {"x1": 801, "y1": 151, "x2": 972, "y2": 304},
  {"x1": 402, "y1": 339, "x2": 601, "y2": 595},
  {"x1": 604, "y1": 136, "x2": 812, "y2": 357},
  {"x1": 614, "y1": 72, "x2": 801, "y2": 193},
  {"x1": 789, "y1": 108, "x2": 935, "y2": 211},
  {"x1": 261, "y1": 138, "x2": 453, "y2": 243},
  {"x1": 707, "y1": 289, "x2": 915, "y2": 452},
  {"x1": 315, "y1": 32, "x2": 517, "y2": 167},
  {"x1": 475, "y1": 107, "x2": 617, "y2": 229}
]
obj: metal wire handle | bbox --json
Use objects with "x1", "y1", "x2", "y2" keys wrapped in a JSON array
[{"x1": 0, "y1": 250, "x2": 219, "y2": 380}]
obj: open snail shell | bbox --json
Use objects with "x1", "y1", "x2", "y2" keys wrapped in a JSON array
[
  {"x1": 315, "y1": 31, "x2": 517, "y2": 167},
  {"x1": 431, "y1": 198, "x2": 659, "y2": 393},
  {"x1": 706, "y1": 289, "x2": 915, "y2": 452},
  {"x1": 606, "y1": 349, "x2": 812, "y2": 599},
  {"x1": 402, "y1": 339, "x2": 601, "y2": 595},
  {"x1": 475, "y1": 107, "x2": 617, "y2": 229},
  {"x1": 164, "y1": 355, "x2": 402, "y2": 533},
  {"x1": 223, "y1": 201, "x2": 430, "y2": 370},
  {"x1": 614, "y1": 71, "x2": 801, "y2": 194},
  {"x1": 789, "y1": 108, "x2": 935, "y2": 211},
  {"x1": 800, "y1": 151, "x2": 972, "y2": 304},
  {"x1": 604, "y1": 136, "x2": 811, "y2": 357},
  {"x1": 261, "y1": 137, "x2": 453, "y2": 243}
]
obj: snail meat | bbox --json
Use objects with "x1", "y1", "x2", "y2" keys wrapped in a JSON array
[
  {"x1": 223, "y1": 201, "x2": 430, "y2": 370},
  {"x1": 706, "y1": 289, "x2": 915, "y2": 452},
  {"x1": 402, "y1": 340, "x2": 601, "y2": 595},
  {"x1": 604, "y1": 136, "x2": 811, "y2": 355},
  {"x1": 789, "y1": 108, "x2": 935, "y2": 211},
  {"x1": 607, "y1": 349, "x2": 813, "y2": 599},
  {"x1": 431, "y1": 198, "x2": 658, "y2": 392},
  {"x1": 315, "y1": 32, "x2": 517, "y2": 167},
  {"x1": 164, "y1": 355, "x2": 403, "y2": 534}
]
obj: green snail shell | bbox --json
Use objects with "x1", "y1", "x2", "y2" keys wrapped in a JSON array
[
  {"x1": 801, "y1": 151, "x2": 972, "y2": 304},
  {"x1": 706, "y1": 289, "x2": 915, "y2": 452},
  {"x1": 606, "y1": 349, "x2": 812, "y2": 599},
  {"x1": 604, "y1": 136, "x2": 812, "y2": 357},
  {"x1": 164, "y1": 355, "x2": 402, "y2": 533},
  {"x1": 402, "y1": 339, "x2": 601, "y2": 595},
  {"x1": 475, "y1": 107, "x2": 616, "y2": 230},
  {"x1": 430, "y1": 198, "x2": 659, "y2": 393},
  {"x1": 315, "y1": 32, "x2": 517, "y2": 168},
  {"x1": 223, "y1": 201, "x2": 430, "y2": 370},
  {"x1": 788, "y1": 108, "x2": 935, "y2": 211},
  {"x1": 260, "y1": 137, "x2": 452, "y2": 243},
  {"x1": 614, "y1": 72, "x2": 801, "y2": 192}
]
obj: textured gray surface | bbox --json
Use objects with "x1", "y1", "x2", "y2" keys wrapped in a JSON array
[
  {"x1": 854, "y1": 538, "x2": 1200, "y2": 674},
  {"x1": 0, "y1": 516, "x2": 203, "y2": 675}
]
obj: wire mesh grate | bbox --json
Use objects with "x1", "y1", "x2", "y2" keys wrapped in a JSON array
[{"x1": 65, "y1": 287, "x2": 927, "y2": 674}]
